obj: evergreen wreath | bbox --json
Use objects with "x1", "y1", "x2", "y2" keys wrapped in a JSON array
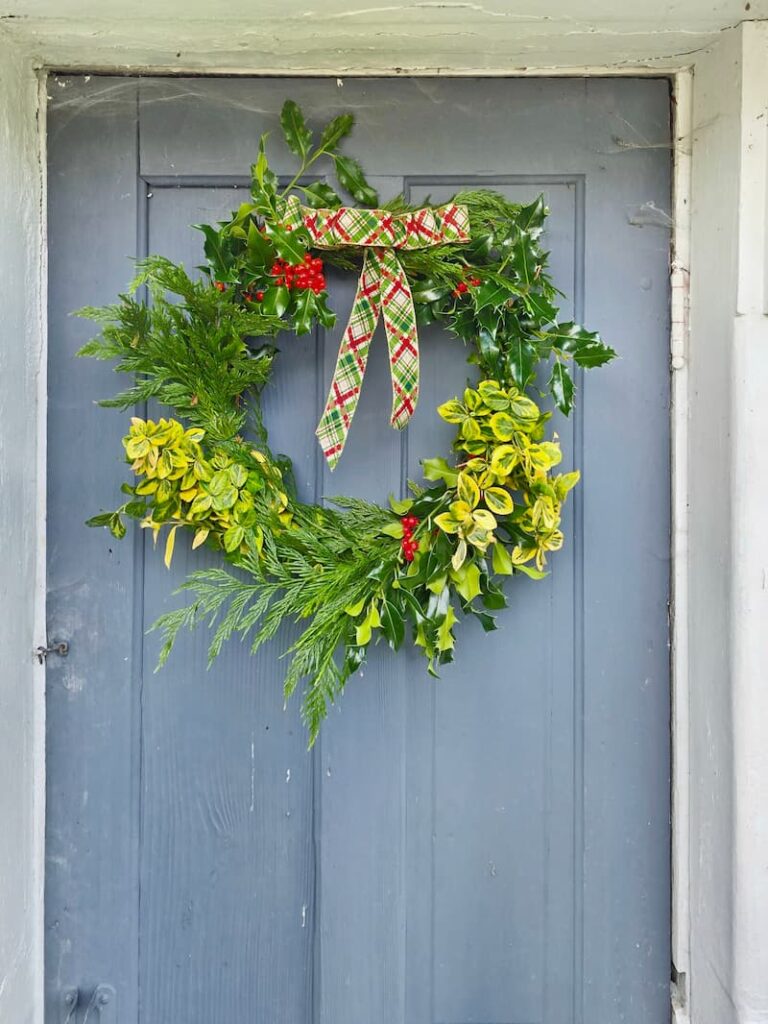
[{"x1": 80, "y1": 100, "x2": 615, "y2": 744}]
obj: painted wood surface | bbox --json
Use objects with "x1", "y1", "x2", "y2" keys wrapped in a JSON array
[{"x1": 46, "y1": 76, "x2": 672, "y2": 1024}]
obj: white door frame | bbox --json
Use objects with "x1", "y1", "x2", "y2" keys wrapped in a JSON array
[{"x1": 1, "y1": 23, "x2": 766, "y2": 1024}]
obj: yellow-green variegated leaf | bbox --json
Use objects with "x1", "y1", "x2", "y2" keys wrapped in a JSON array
[
  {"x1": 477, "y1": 380, "x2": 509, "y2": 410},
  {"x1": 483, "y1": 487, "x2": 514, "y2": 516},
  {"x1": 456, "y1": 472, "x2": 480, "y2": 509},
  {"x1": 125, "y1": 437, "x2": 151, "y2": 460},
  {"x1": 437, "y1": 398, "x2": 466, "y2": 424},
  {"x1": 472, "y1": 508, "x2": 497, "y2": 531},
  {"x1": 529, "y1": 441, "x2": 562, "y2": 470},
  {"x1": 463, "y1": 387, "x2": 482, "y2": 410},
  {"x1": 466, "y1": 526, "x2": 494, "y2": 552},
  {"x1": 191, "y1": 527, "x2": 209, "y2": 550},
  {"x1": 451, "y1": 537, "x2": 468, "y2": 571},
  {"x1": 223, "y1": 525, "x2": 245, "y2": 553},
  {"x1": 508, "y1": 393, "x2": 541, "y2": 422},
  {"x1": 189, "y1": 493, "x2": 213, "y2": 516},
  {"x1": 460, "y1": 416, "x2": 482, "y2": 441},
  {"x1": 512, "y1": 544, "x2": 537, "y2": 565},
  {"x1": 163, "y1": 525, "x2": 178, "y2": 569},
  {"x1": 554, "y1": 470, "x2": 581, "y2": 500},
  {"x1": 489, "y1": 412, "x2": 516, "y2": 440},
  {"x1": 490, "y1": 444, "x2": 520, "y2": 476},
  {"x1": 434, "y1": 511, "x2": 461, "y2": 534}
]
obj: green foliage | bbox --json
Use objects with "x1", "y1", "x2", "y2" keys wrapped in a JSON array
[
  {"x1": 78, "y1": 257, "x2": 282, "y2": 441},
  {"x1": 79, "y1": 98, "x2": 615, "y2": 746}
]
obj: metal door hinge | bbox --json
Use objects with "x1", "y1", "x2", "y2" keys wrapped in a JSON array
[
  {"x1": 60, "y1": 984, "x2": 116, "y2": 1023},
  {"x1": 36, "y1": 639, "x2": 69, "y2": 664}
]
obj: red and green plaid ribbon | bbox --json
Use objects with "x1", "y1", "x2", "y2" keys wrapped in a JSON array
[{"x1": 282, "y1": 195, "x2": 470, "y2": 469}]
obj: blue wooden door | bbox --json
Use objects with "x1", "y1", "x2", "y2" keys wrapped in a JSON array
[{"x1": 46, "y1": 76, "x2": 671, "y2": 1024}]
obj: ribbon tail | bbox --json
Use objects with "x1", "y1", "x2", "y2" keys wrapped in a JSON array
[
  {"x1": 379, "y1": 250, "x2": 419, "y2": 429},
  {"x1": 315, "y1": 250, "x2": 382, "y2": 470}
]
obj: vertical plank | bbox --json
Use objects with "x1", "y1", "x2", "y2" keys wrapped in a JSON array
[
  {"x1": 45, "y1": 76, "x2": 141, "y2": 1018},
  {"x1": 137, "y1": 185, "x2": 315, "y2": 1022},
  {"x1": 315, "y1": 175, "x2": 409, "y2": 1024},
  {"x1": 405, "y1": 178, "x2": 579, "y2": 1024},
  {"x1": 580, "y1": 77, "x2": 672, "y2": 1024}
]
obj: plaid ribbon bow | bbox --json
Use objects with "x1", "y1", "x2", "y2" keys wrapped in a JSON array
[{"x1": 282, "y1": 195, "x2": 470, "y2": 469}]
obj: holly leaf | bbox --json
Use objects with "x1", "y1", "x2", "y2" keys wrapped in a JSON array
[
  {"x1": 474, "y1": 278, "x2": 518, "y2": 311},
  {"x1": 293, "y1": 289, "x2": 316, "y2": 335},
  {"x1": 333, "y1": 154, "x2": 379, "y2": 207},
  {"x1": 251, "y1": 134, "x2": 277, "y2": 198},
  {"x1": 301, "y1": 181, "x2": 343, "y2": 209},
  {"x1": 413, "y1": 280, "x2": 452, "y2": 303},
  {"x1": 262, "y1": 285, "x2": 290, "y2": 317},
  {"x1": 516, "y1": 195, "x2": 547, "y2": 238},
  {"x1": 320, "y1": 112, "x2": 355, "y2": 152},
  {"x1": 246, "y1": 219, "x2": 273, "y2": 266},
  {"x1": 380, "y1": 598, "x2": 405, "y2": 650},
  {"x1": 280, "y1": 99, "x2": 312, "y2": 161},
  {"x1": 549, "y1": 360, "x2": 575, "y2": 416},
  {"x1": 194, "y1": 223, "x2": 237, "y2": 281},
  {"x1": 506, "y1": 336, "x2": 537, "y2": 390},
  {"x1": 573, "y1": 341, "x2": 617, "y2": 369},
  {"x1": 511, "y1": 230, "x2": 537, "y2": 291},
  {"x1": 264, "y1": 222, "x2": 307, "y2": 264},
  {"x1": 544, "y1": 322, "x2": 616, "y2": 368}
]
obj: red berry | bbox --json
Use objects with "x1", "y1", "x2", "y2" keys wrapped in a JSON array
[
  {"x1": 285, "y1": 224, "x2": 293, "y2": 232},
  {"x1": 457, "y1": 280, "x2": 468, "y2": 293},
  {"x1": 214, "y1": 281, "x2": 226, "y2": 292},
  {"x1": 470, "y1": 276, "x2": 482, "y2": 286},
  {"x1": 255, "y1": 290, "x2": 264, "y2": 301}
]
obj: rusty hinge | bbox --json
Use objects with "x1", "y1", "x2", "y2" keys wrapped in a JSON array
[{"x1": 36, "y1": 639, "x2": 69, "y2": 664}]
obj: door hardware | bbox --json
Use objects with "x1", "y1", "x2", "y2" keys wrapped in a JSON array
[{"x1": 36, "y1": 639, "x2": 69, "y2": 664}]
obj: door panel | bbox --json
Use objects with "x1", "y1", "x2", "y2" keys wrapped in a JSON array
[{"x1": 46, "y1": 76, "x2": 671, "y2": 1024}]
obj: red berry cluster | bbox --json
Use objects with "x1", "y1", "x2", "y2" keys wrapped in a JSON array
[
  {"x1": 270, "y1": 253, "x2": 326, "y2": 293},
  {"x1": 452, "y1": 275, "x2": 482, "y2": 297},
  {"x1": 401, "y1": 514, "x2": 420, "y2": 562}
]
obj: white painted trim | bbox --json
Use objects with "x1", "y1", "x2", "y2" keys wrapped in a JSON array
[
  {"x1": 670, "y1": 67, "x2": 692, "y2": 1024},
  {"x1": 0, "y1": 40, "x2": 47, "y2": 1024},
  {"x1": 32, "y1": 67, "x2": 49, "y2": 1024}
]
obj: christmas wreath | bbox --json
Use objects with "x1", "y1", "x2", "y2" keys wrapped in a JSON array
[{"x1": 81, "y1": 100, "x2": 615, "y2": 744}]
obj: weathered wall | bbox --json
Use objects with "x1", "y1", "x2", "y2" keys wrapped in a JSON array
[
  {"x1": 1, "y1": 0, "x2": 767, "y2": 72},
  {"x1": 687, "y1": 20, "x2": 768, "y2": 1024},
  {"x1": 0, "y1": 34, "x2": 45, "y2": 1024}
]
